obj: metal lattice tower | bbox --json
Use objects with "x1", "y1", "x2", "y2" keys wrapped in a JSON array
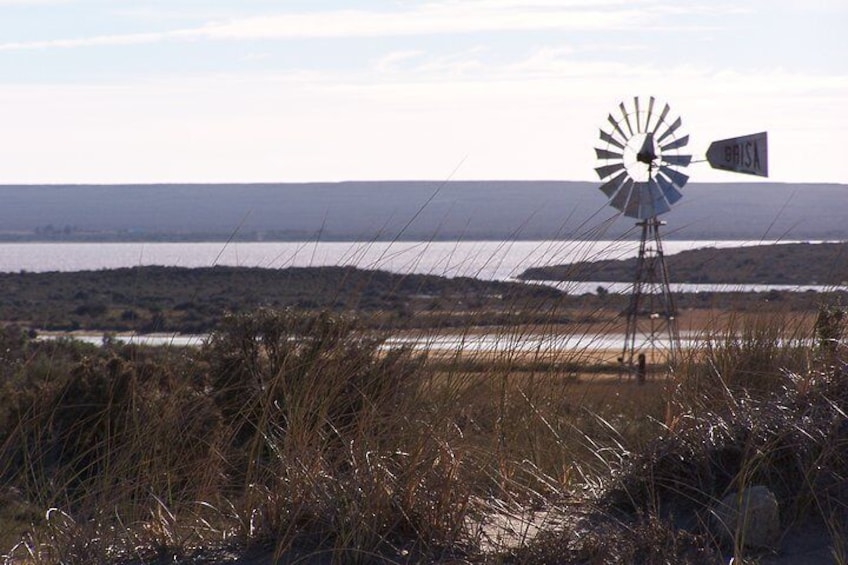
[{"x1": 620, "y1": 218, "x2": 680, "y2": 381}]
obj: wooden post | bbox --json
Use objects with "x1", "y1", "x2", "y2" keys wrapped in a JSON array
[{"x1": 637, "y1": 353, "x2": 647, "y2": 385}]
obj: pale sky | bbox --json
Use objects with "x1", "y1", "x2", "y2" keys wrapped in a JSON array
[{"x1": 0, "y1": 0, "x2": 845, "y2": 184}]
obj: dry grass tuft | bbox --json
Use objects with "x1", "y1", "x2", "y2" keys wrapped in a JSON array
[{"x1": 515, "y1": 303, "x2": 848, "y2": 563}]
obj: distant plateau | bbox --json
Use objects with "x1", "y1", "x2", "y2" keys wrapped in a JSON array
[{"x1": 0, "y1": 181, "x2": 846, "y2": 242}]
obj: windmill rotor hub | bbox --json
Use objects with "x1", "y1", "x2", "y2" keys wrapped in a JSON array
[
  {"x1": 635, "y1": 132, "x2": 658, "y2": 165},
  {"x1": 627, "y1": 133, "x2": 661, "y2": 181}
]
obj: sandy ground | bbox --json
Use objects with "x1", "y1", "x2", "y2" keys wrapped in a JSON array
[{"x1": 163, "y1": 508, "x2": 840, "y2": 564}]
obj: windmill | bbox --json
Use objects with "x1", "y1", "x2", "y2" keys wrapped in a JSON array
[{"x1": 595, "y1": 96, "x2": 692, "y2": 380}]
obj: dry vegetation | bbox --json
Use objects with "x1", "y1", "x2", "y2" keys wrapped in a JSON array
[
  {"x1": 521, "y1": 241, "x2": 848, "y2": 285},
  {"x1": 0, "y1": 272, "x2": 846, "y2": 563}
]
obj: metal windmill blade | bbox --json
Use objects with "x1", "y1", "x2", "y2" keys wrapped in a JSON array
[
  {"x1": 610, "y1": 178, "x2": 634, "y2": 212},
  {"x1": 656, "y1": 174, "x2": 684, "y2": 205},
  {"x1": 661, "y1": 135, "x2": 689, "y2": 152},
  {"x1": 658, "y1": 165, "x2": 689, "y2": 190},
  {"x1": 645, "y1": 178, "x2": 671, "y2": 216}
]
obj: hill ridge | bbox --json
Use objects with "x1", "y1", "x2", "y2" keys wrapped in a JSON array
[
  {"x1": 0, "y1": 181, "x2": 845, "y2": 241},
  {"x1": 520, "y1": 241, "x2": 848, "y2": 285}
]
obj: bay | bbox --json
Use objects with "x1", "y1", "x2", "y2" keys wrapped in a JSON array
[
  {"x1": 25, "y1": 239, "x2": 835, "y2": 353},
  {"x1": 0, "y1": 240, "x2": 814, "y2": 284}
]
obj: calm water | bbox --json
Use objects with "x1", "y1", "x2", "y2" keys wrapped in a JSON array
[
  {"x1": 0, "y1": 240, "x2": 823, "y2": 286},
  {"x1": 53, "y1": 331, "x2": 690, "y2": 352}
]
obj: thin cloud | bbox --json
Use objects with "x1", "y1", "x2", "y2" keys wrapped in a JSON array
[
  {"x1": 376, "y1": 51, "x2": 427, "y2": 73},
  {"x1": 198, "y1": 5, "x2": 643, "y2": 40},
  {"x1": 0, "y1": 0, "x2": 73, "y2": 4},
  {"x1": 0, "y1": 29, "x2": 197, "y2": 51},
  {"x1": 0, "y1": 1, "x2": 717, "y2": 50}
]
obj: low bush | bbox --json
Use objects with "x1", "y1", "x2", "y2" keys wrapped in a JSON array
[{"x1": 0, "y1": 311, "x2": 479, "y2": 562}]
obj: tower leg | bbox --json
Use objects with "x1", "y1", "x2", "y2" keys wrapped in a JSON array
[{"x1": 621, "y1": 217, "x2": 680, "y2": 381}]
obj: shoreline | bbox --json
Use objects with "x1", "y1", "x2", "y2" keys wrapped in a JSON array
[{"x1": 32, "y1": 309, "x2": 818, "y2": 358}]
